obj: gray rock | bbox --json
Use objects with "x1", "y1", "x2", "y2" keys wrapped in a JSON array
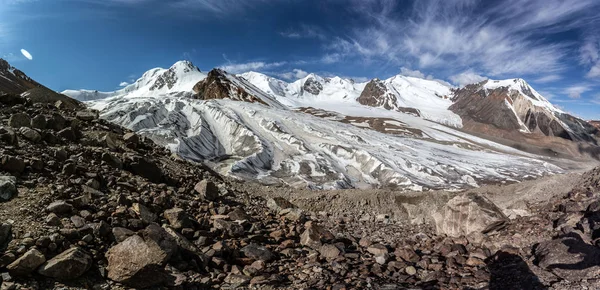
[
  {"x1": 46, "y1": 200, "x2": 74, "y2": 215},
  {"x1": 432, "y1": 193, "x2": 508, "y2": 237},
  {"x1": 535, "y1": 234, "x2": 600, "y2": 281},
  {"x1": 46, "y1": 113, "x2": 66, "y2": 131},
  {"x1": 8, "y1": 113, "x2": 30, "y2": 128},
  {"x1": 0, "y1": 223, "x2": 12, "y2": 251},
  {"x1": 101, "y1": 153, "x2": 122, "y2": 169},
  {"x1": 320, "y1": 244, "x2": 341, "y2": 258},
  {"x1": 213, "y1": 219, "x2": 244, "y2": 237},
  {"x1": 6, "y1": 248, "x2": 46, "y2": 276},
  {"x1": 57, "y1": 127, "x2": 77, "y2": 141},
  {"x1": 30, "y1": 115, "x2": 46, "y2": 129},
  {"x1": 112, "y1": 227, "x2": 135, "y2": 243},
  {"x1": 127, "y1": 156, "x2": 163, "y2": 182},
  {"x1": 132, "y1": 203, "x2": 157, "y2": 223},
  {"x1": 0, "y1": 127, "x2": 17, "y2": 145},
  {"x1": 1, "y1": 156, "x2": 25, "y2": 174},
  {"x1": 266, "y1": 197, "x2": 295, "y2": 212},
  {"x1": 0, "y1": 176, "x2": 17, "y2": 202},
  {"x1": 367, "y1": 244, "x2": 389, "y2": 257},
  {"x1": 123, "y1": 133, "x2": 139, "y2": 145},
  {"x1": 241, "y1": 244, "x2": 274, "y2": 262},
  {"x1": 18, "y1": 127, "x2": 41, "y2": 143},
  {"x1": 75, "y1": 110, "x2": 98, "y2": 121},
  {"x1": 37, "y1": 247, "x2": 92, "y2": 280},
  {"x1": 300, "y1": 222, "x2": 334, "y2": 249},
  {"x1": 164, "y1": 208, "x2": 193, "y2": 229},
  {"x1": 163, "y1": 227, "x2": 207, "y2": 267},
  {"x1": 194, "y1": 180, "x2": 219, "y2": 201}
]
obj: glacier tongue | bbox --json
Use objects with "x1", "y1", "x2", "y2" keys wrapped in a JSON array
[{"x1": 89, "y1": 94, "x2": 562, "y2": 190}]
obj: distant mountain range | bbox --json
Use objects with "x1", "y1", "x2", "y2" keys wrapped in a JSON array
[{"x1": 1, "y1": 58, "x2": 598, "y2": 189}]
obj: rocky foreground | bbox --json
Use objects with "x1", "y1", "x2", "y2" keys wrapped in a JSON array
[{"x1": 0, "y1": 91, "x2": 600, "y2": 289}]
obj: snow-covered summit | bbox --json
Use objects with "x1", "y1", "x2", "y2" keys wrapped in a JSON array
[{"x1": 483, "y1": 78, "x2": 561, "y2": 113}]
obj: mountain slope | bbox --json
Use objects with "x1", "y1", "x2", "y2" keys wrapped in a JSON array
[
  {"x1": 451, "y1": 79, "x2": 598, "y2": 143},
  {"x1": 0, "y1": 58, "x2": 44, "y2": 94}
]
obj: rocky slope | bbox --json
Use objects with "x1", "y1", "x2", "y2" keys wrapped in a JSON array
[
  {"x1": 0, "y1": 59, "x2": 44, "y2": 95},
  {"x1": 2, "y1": 90, "x2": 600, "y2": 289}
]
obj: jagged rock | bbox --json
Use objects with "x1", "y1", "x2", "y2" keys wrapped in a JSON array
[
  {"x1": 8, "y1": 113, "x2": 30, "y2": 128},
  {"x1": 0, "y1": 223, "x2": 12, "y2": 251},
  {"x1": 106, "y1": 225, "x2": 177, "y2": 288},
  {"x1": 367, "y1": 244, "x2": 389, "y2": 257},
  {"x1": 37, "y1": 247, "x2": 92, "y2": 280},
  {"x1": 46, "y1": 201, "x2": 74, "y2": 214},
  {"x1": 46, "y1": 113, "x2": 66, "y2": 131},
  {"x1": 432, "y1": 193, "x2": 508, "y2": 237},
  {"x1": 123, "y1": 132, "x2": 139, "y2": 145},
  {"x1": 162, "y1": 227, "x2": 207, "y2": 266},
  {"x1": 1, "y1": 156, "x2": 25, "y2": 174},
  {"x1": 194, "y1": 180, "x2": 219, "y2": 201},
  {"x1": 163, "y1": 208, "x2": 193, "y2": 229},
  {"x1": 57, "y1": 127, "x2": 77, "y2": 141},
  {"x1": 241, "y1": 244, "x2": 274, "y2": 262},
  {"x1": 30, "y1": 115, "x2": 46, "y2": 129},
  {"x1": 213, "y1": 219, "x2": 244, "y2": 237},
  {"x1": 112, "y1": 227, "x2": 135, "y2": 243},
  {"x1": 228, "y1": 208, "x2": 250, "y2": 221},
  {"x1": 266, "y1": 197, "x2": 295, "y2": 212},
  {"x1": 300, "y1": 222, "x2": 333, "y2": 249},
  {"x1": 126, "y1": 156, "x2": 163, "y2": 182},
  {"x1": 18, "y1": 127, "x2": 41, "y2": 143},
  {"x1": 0, "y1": 176, "x2": 17, "y2": 202},
  {"x1": 224, "y1": 274, "x2": 251, "y2": 285},
  {"x1": 75, "y1": 110, "x2": 98, "y2": 121},
  {"x1": 320, "y1": 244, "x2": 341, "y2": 258},
  {"x1": 395, "y1": 247, "x2": 419, "y2": 263},
  {"x1": 132, "y1": 203, "x2": 157, "y2": 223},
  {"x1": 0, "y1": 127, "x2": 17, "y2": 145},
  {"x1": 101, "y1": 152, "x2": 122, "y2": 169},
  {"x1": 534, "y1": 233, "x2": 600, "y2": 281},
  {"x1": 6, "y1": 248, "x2": 46, "y2": 276}
]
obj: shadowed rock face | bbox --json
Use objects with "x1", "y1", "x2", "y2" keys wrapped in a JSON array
[
  {"x1": 451, "y1": 81, "x2": 598, "y2": 143},
  {"x1": 357, "y1": 79, "x2": 421, "y2": 116},
  {"x1": 302, "y1": 77, "x2": 323, "y2": 95},
  {"x1": 192, "y1": 69, "x2": 268, "y2": 106},
  {"x1": 0, "y1": 58, "x2": 44, "y2": 94}
]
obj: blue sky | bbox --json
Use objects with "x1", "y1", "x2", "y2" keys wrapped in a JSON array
[{"x1": 1, "y1": 0, "x2": 600, "y2": 119}]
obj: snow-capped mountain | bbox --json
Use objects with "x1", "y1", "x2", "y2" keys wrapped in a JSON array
[
  {"x1": 62, "y1": 60, "x2": 206, "y2": 102},
  {"x1": 62, "y1": 61, "x2": 572, "y2": 190},
  {"x1": 451, "y1": 79, "x2": 598, "y2": 142}
]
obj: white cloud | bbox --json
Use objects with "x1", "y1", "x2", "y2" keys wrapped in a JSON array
[
  {"x1": 399, "y1": 67, "x2": 426, "y2": 79},
  {"x1": 534, "y1": 74, "x2": 562, "y2": 83},
  {"x1": 565, "y1": 85, "x2": 591, "y2": 99},
  {"x1": 592, "y1": 95, "x2": 600, "y2": 105},
  {"x1": 279, "y1": 69, "x2": 309, "y2": 80},
  {"x1": 119, "y1": 81, "x2": 129, "y2": 87},
  {"x1": 330, "y1": 0, "x2": 600, "y2": 77},
  {"x1": 449, "y1": 70, "x2": 488, "y2": 87},
  {"x1": 219, "y1": 61, "x2": 286, "y2": 74},
  {"x1": 580, "y1": 35, "x2": 600, "y2": 78},
  {"x1": 280, "y1": 24, "x2": 326, "y2": 40},
  {"x1": 20, "y1": 49, "x2": 32, "y2": 60}
]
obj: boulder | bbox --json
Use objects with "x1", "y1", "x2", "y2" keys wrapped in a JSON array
[
  {"x1": 0, "y1": 127, "x2": 17, "y2": 145},
  {"x1": 30, "y1": 115, "x2": 46, "y2": 129},
  {"x1": 213, "y1": 219, "x2": 244, "y2": 237},
  {"x1": 101, "y1": 152, "x2": 122, "y2": 169},
  {"x1": 534, "y1": 233, "x2": 600, "y2": 281},
  {"x1": 6, "y1": 248, "x2": 46, "y2": 276},
  {"x1": 432, "y1": 193, "x2": 508, "y2": 237},
  {"x1": 0, "y1": 176, "x2": 17, "y2": 202},
  {"x1": 123, "y1": 133, "x2": 139, "y2": 145},
  {"x1": 132, "y1": 203, "x2": 157, "y2": 223},
  {"x1": 112, "y1": 227, "x2": 135, "y2": 243},
  {"x1": 37, "y1": 247, "x2": 92, "y2": 280},
  {"x1": 163, "y1": 208, "x2": 193, "y2": 229},
  {"x1": 266, "y1": 197, "x2": 296, "y2": 212},
  {"x1": 8, "y1": 113, "x2": 30, "y2": 128},
  {"x1": 0, "y1": 223, "x2": 12, "y2": 251},
  {"x1": 162, "y1": 227, "x2": 207, "y2": 266},
  {"x1": 300, "y1": 222, "x2": 334, "y2": 249},
  {"x1": 75, "y1": 110, "x2": 98, "y2": 121},
  {"x1": 46, "y1": 200, "x2": 74, "y2": 215},
  {"x1": 241, "y1": 244, "x2": 274, "y2": 262},
  {"x1": 19, "y1": 127, "x2": 41, "y2": 143},
  {"x1": 1, "y1": 156, "x2": 25, "y2": 174},
  {"x1": 367, "y1": 244, "x2": 389, "y2": 257},
  {"x1": 194, "y1": 180, "x2": 219, "y2": 201},
  {"x1": 106, "y1": 225, "x2": 177, "y2": 288},
  {"x1": 46, "y1": 113, "x2": 66, "y2": 131},
  {"x1": 320, "y1": 244, "x2": 341, "y2": 258},
  {"x1": 57, "y1": 127, "x2": 77, "y2": 141},
  {"x1": 126, "y1": 156, "x2": 163, "y2": 182}
]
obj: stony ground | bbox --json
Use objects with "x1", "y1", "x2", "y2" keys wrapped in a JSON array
[{"x1": 1, "y1": 91, "x2": 600, "y2": 289}]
